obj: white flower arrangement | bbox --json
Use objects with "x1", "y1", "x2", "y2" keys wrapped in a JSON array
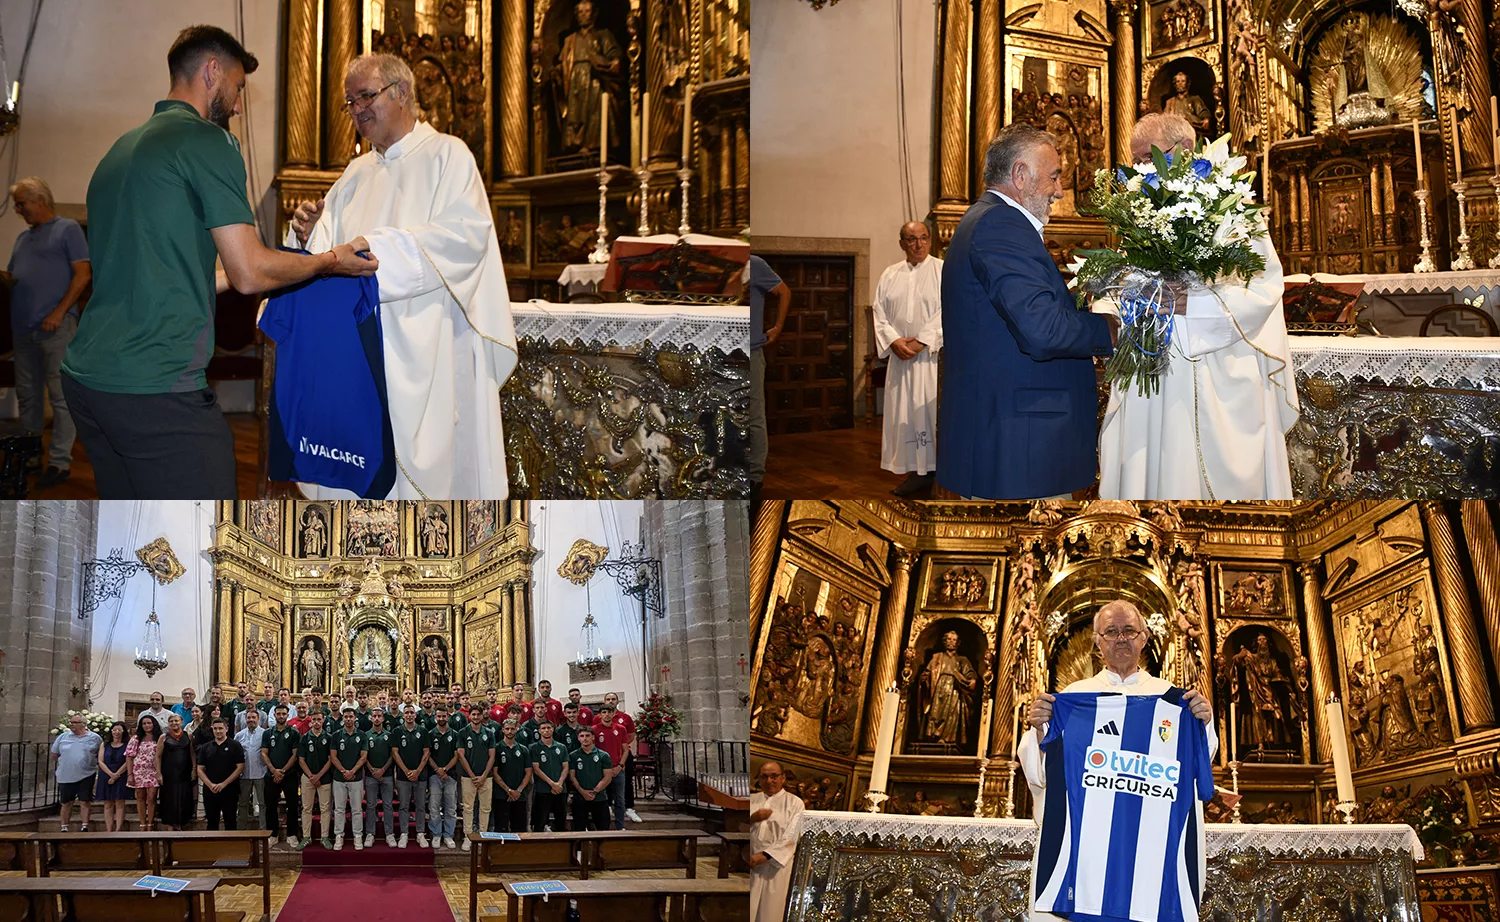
[{"x1": 51, "y1": 710, "x2": 118, "y2": 736}]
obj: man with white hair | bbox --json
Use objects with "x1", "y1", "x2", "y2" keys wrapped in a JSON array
[
  {"x1": 4, "y1": 176, "x2": 89, "y2": 489},
  {"x1": 1096, "y1": 113, "x2": 1298, "y2": 500},
  {"x1": 288, "y1": 53, "x2": 517, "y2": 499},
  {"x1": 749, "y1": 761, "x2": 804, "y2": 922},
  {"x1": 1019, "y1": 600, "x2": 1218, "y2": 922},
  {"x1": 872, "y1": 221, "x2": 943, "y2": 497}
]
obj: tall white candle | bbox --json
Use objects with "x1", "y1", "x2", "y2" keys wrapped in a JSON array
[
  {"x1": 600, "y1": 93, "x2": 609, "y2": 167},
  {"x1": 1229, "y1": 699, "x2": 1237, "y2": 759},
  {"x1": 641, "y1": 91, "x2": 651, "y2": 165},
  {"x1": 1413, "y1": 119, "x2": 1425, "y2": 186},
  {"x1": 868, "y1": 686, "x2": 900, "y2": 796},
  {"x1": 1453, "y1": 111, "x2": 1464, "y2": 176},
  {"x1": 682, "y1": 85, "x2": 694, "y2": 163},
  {"x1": 1325, "y1": 698, "x2": 1356, "y2": 804},
  {"x1": 1011, "y1": 699, "x2": 1023, "y2": 759},
  {"x1": 1491, "y1": 95, "x2": 1499, "y2": 167}
]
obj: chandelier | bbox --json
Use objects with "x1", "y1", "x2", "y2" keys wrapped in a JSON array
[
  {"x1": 133, "y1": 584, "x2": 168, "y2": 678},
  {"x1": 574, "y1": 581, "x2": 611, "y2": 679}
]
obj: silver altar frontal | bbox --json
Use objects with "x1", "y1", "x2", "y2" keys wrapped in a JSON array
[
  {"x1": 784, "y1": 811, "x2": 1424, "y2": 922},
  {"x1": 504, "y1": 301, "x2": 749, "y2": 499}
]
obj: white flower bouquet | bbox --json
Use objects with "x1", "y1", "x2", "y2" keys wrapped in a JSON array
[{"x1": 51, "y1": 710, "x2": 117, "y2": 736}]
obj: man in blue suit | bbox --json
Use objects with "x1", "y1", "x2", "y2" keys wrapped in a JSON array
[{"x1": 938, "y1": 124, "x2": 1118, "y2": 499}]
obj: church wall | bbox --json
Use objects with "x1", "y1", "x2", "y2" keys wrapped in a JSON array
[
  {"x1": 530, "y1": 501, "x2": 647, "y2": 704},
  {"x1": 90, "y1": 501, "x2": 218, "y2": 720},
  {"x1": 0, "y1": 1, "x2": 283, "y2": 248}
]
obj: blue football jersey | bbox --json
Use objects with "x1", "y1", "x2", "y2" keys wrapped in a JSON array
[
  {"x1": 259, "y1": 259, "x2": 395, "y2": 497},
  {"x1": 1034, "y1": 690, "x2": 1214, "y2": 922}
]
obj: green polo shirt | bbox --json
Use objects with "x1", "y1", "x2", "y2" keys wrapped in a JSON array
[
  {"x1": 263, "y1": 724, "x2": 301, "y2": 771},
  {"x1": 531, "y1": 740, "x2": 569, "y2": 784},
  {"x1": 224, "y1": 700, "x2": 249, "y2": 723},
  {"x1": 555, "y1": 723, "x2": 582, "y2": 753},
  {"x1": 330, "y1": 728, "x2": 368, "y2": 780},
  {"x1": 494, "y1": 739, "x2": 530, "y2": 789},
  {"x1": 430, "y1": 724, "x2": 462, "y2": 771},
  {"x1": 355, "y1": 708, "x2": 375, "y2": 732},
  {"x1": 365, "y1": 726, "x2": 394, "y2": 771},
  {"x1": 299, "y1": 730, "x2": 332, "y2": 778},
  {"x1": 393, "y1": 725, "x2": 429, "y2": 773},
  {"x1": 66, "y1": 100, "x2": 256, "y2": 394},
  {"x1": 457, "y1": 724, "x2": 495, "y2": 778},
  {"x1": 570, "y1": 747, "x2": 612, "y2": 791},
  {"x1": 516, "y1": 720, "x2": 542, "y2": 750}
]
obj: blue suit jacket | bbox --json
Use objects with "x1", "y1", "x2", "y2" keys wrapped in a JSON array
[{"x1": 937, "y1": 193, "x2": 1115, "y2": 499}]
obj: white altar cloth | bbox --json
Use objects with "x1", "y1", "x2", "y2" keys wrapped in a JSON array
[{"x1": 514, "y1": 301, "x2": 750, "y2": 354}]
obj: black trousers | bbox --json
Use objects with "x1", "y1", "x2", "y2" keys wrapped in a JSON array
[
  {"x1": 571, "y1": 792, "x2": 610, "y2": 831},
  {"x1": 62, "y1": 372, "x2": 237, "y2": 499},
  {"x1": 266, "y1": 771, "x2": 302, "y2": 837},
  {"x1": 203, "y1": 781, "x2": 240, "y2": 830},
  {"x1": 532, "y1": 789, "x2": 567, "y2": 831},
  {"x1": 494, "y1": 793, "x2": 529, "y2": 833}
]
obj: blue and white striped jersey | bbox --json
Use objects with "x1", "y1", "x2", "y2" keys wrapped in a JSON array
[{"x1": 1034, "y1": 690, "x2": 1214, "y2": 922}]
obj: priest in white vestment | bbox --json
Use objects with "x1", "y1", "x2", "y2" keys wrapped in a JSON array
[
  {"x1": 871, "y1": 221, "x2": 944, "y2": 496},
  {"x1": 749, "y1": 761, "x2": 805, "y2": 922},
  {"x1": 1018, "y1": 601, "x2": 1218, "y2": 922},
  {"x1": 288, "y1": 53, "x2": 517, "y2": 499},
  {"x1": 1095, "y1": 114, "x2": 1298, "y2": 500}
]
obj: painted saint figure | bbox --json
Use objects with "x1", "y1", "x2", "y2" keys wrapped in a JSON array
[
  {"x1": 919, "y1": 631, "x2": 978, "y2": 746},
  {"x1": 300, "y1": 639, "x2": 324, "y2": 690}
]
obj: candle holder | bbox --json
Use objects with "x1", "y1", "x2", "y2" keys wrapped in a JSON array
[
  {"x1": 1335, "y1": 800, "x2": 1358, "y2": 825},
  {"x1": 1452, "y1": 179, "x2": 1476, "y2": 270},
  {"x1": 1413, "y1": 188, "x2": 1437, "y2": 273},
  {"x1": 1001, "y1": 758, "x2": 1019, "y2": 819},
  {"x1": 677, "y1": 167, "x2": 693, "y2": 236},
  {"x1": 972, "y1": 758, "x2": 989, "y2": 818},
  {"x1": 863, "y1": 790, "x2": 889, "y2": 814},
  {"x1": 588, "y1": 167, "x2": 612, "y2": 265},
  {"x1": 1228, "y1": 760, "x2": 1243, "y2": 824},
  {"x1": 1491, "y1": 174, "x2": 1500, "y2": 269},
  {"x1": 635, "y1": 164, "x2": 652, "y2": 236}
]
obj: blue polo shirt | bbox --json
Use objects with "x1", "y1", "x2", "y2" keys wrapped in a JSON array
[
  {"x1": 747, "y1": 255, "x2": 782, "y2": 350},
  {"x1": 8, "y1": 217, "x2": 88, "y2": 334}
]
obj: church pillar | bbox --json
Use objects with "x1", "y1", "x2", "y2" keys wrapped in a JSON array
[
  {"x1": 972, "y1": 0, "x2": 1001, "y2": 194},
  {"x1": 1452, "y1": 0, "x2": 1494, "y2": 173},
  {"x1": 216, "y1": 577, "x2": 234, "y2": 687},
  {"x1": 498, "y1": 0, "x2": 528, "y2": 177},
  {"x1": 1368, "y1": 162, "x2": 1385, "y2": 245},
  {"x1": 748, "y1": 502, "x2": 786, "y2": 643},
  {"x1": 283, "y1": 0, "x2": 322, "y2": 168},
  {"x1": 1110, "y1": 0, "x2": 1138, "y2": 167},
  {"x1": 230, "y1": 585, "x2": 245, "y2": 686},
  {"x1": 861, "y1": 548, "x2": 917, "y2": 754},
  {"x1": 500, "y1": 586, "x2": 516, "y2": 685},
  {"x1": 1459, "y1": 501, "x2": 1500, "y2": 708},
  {"x1": 512, "y1": 581, "x2": 530, "y2": 684},
  {"x1": 1423, "y1": 502, "x2": 1495, "y2": 730},
  {"x1": 735, "y1": 116, "x2": 751, "y2": 226},
  {"x1": 1297, "y1": 169, "x2": 1311, "y2": 253},
  {"x1": 1297, "y1": 561, "x2": 1338, "y2": 761},
  {"x1": 324, "y1": 0, "x2": 359, "y2": 169},
  {"x1": 936, "y1": 0, "x2": 972, "y2": 206}
]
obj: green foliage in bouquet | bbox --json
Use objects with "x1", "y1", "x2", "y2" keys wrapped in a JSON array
[{"x1": 635, "y1": 692, "x2": 684, "y2": 743}]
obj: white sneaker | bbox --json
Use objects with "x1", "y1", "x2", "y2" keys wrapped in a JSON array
[
  {"x1": 626, "y1": 809, "x2": 642, "y2": 823},
  {"x1": 417, "y1": 834, "x2": 429, "y2": 848},
  {"x1": 334, "y1": 837, "x2": 345, "y2": 851},
  {"x1": 364, "y1": 834, "x2": 374, "y2": 848},
  {"x1": 398, "y1": 834, "x2": 409, "y2": 848},
  {"x1": 460, "y1": 837, "x2": 471, "y2": 851},
  {"x1": 386, "y1": 835, "x2": 397, "y2": 847},
  {"x1": 443, "y1": 837, "x2": 456, "y2": 849},
  {"x1": 354, "y1": 837, "x2": 365, "y2": 850}
]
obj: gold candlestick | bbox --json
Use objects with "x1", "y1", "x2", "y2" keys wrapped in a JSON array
[
  {"x1": 972, "y1": 758, "x2": 989, "y2": 818},
  {"x1": 1491, "y1": 174, "x2": 1500, "y2": 269},
  {"x1": 1228, "y1": 760, "x2": 1243, "y2": 824},
  {"x1": 677, "y1": 168, "x2": 693, "y2": 236},
  {"x1": 1452, "y1": 179, "x2": 1476, "y2": 270},
  {"x1": 588, "y1": 168, "x2": 611, "y2": 265},
  {"x1": 1002, "y1": 758, "x2": 1018, "y2": 819},
  {"x1": 1414, "y1": 188, "x2": 1437, "y2": 273},
  {"x1": 636, "y1": 165, "x2": 652, "y2": 236}
]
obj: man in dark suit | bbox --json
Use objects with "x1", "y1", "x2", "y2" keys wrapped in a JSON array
[{"x1": 938, "y1": 124, "x2": 1118, "y2": 499}]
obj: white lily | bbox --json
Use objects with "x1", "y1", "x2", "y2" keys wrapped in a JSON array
[
  {"x1": 1211, "y1": 210, "x2": 1239, "y2": 247},
  {"x1": 1202, "y1": 135, "x2": 1232, "y2": 166},
  {"x1": 1066, "y1": 254, "x2": 1088, "y2": 277}
]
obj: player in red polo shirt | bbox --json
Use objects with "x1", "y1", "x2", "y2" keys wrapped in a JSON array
[
  {"x1": 567, "y1": 687, "x2": 594, "y2": 727},
  {"x1": 592, "y1": 704, "x2": 630, "y2": 830},
  {"x1": 532, "y1": 680, "x2": 565, "y2": 726},
  {"x1": 595, "y1": 692, "x2": 639, "y2": 823}
]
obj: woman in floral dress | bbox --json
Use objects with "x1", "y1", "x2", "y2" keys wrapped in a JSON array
[{"x1": 125, "y1": 715, "x2": 161, "y2": 832}]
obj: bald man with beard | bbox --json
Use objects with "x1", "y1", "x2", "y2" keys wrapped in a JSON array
[
  {"x1": 871, "y1": 221, "x2": 944, "y2": 496},
  {"x1": 749, "y1": 761, "x2": 805, "y2": 922}
]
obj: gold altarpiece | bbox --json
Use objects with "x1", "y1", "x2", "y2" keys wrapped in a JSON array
[
  {"x1": 207, "y1": 500, "x2": 539, "y2": 702},
  {"x1": 750, "y1": 500, "x2": 1500, "y2": 871}
]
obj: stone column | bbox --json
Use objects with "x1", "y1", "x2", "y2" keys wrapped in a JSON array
[
  {"x1": 1422, "y1": 502, "x2": 1495, "y2": 730},
  {"x1": 972, "y1": 0, "x2": 1001, "y2": 194},
  {"x1": 1297, "y1": 561, "x2": 1338, "y2": 761},
  {"x1": 283, "y1": 0, "x2": 322, "y2": 168},
  {"x1": 861, "y1": 548, "x2": 917, "y2": 753},
  {"x1": 500, "y1": 585, "x2": 516, "y2": 685},
  {"x1": 1110, "y1": 0, "x2": 1138, "y2": 166},
  {"x1": 325, "y1": 0, "x2": 359, "y2": 169},
  {"x1": 935, "y1": 0, "x2": 973, "y2": 206},
  {"x1": 499, "y1": 0, "x2": 527, "y2": 177},
  {"x1": 512, "y1": 582, "x2": 530, "y2": 683},
  {"x1": 748, "y1": 502, "x2": 786, "y2": 643}
]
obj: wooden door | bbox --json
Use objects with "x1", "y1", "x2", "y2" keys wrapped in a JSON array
[{"x1": 760, "y1": 255, "x2": 855, "y2": 434}]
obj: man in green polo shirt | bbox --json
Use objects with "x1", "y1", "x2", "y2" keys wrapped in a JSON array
[
  {"x1": 392, "y1": 705, "x2": 430, "y2": 848},
  {"x1": 329, "y1": 708, "x2": 368, "y2": 850},
  {"x1": 261, "y1": 704, "x2": 301, "y2": 845},
  {"x1": 530, "y1": 720, "x2": 570, "y2": 832},
  {"x1": 363, "y1": 708, "x2": 398, "y2": 848},
  {"x1": 556, "y1": 702, "x2": 584, "y2": 753},
  {"x1": 427, "y1": 704, "x2": 461, "y2": 848},
  {"x1": 456, "y1": 706, "x2": 495, "y2": 850},
  {"x1": 61, "y1": 24, "x2": 376, "y2": 499},
  {"x1": 493, "y1": 718, "x2": 532, "y2": 833},
  {"x1": 296, "y1": 711, "x2": 334, "y2": 850},
  {"x1": 569, "y1": 726, "x2": 612, "y2": 831}
]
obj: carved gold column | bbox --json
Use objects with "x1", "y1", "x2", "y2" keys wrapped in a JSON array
[
  {"x1": 325, "y1": 0, "x2": 359, "y2": 169},
  {"x1": 1298, "y1": 169, "x2": 1312, "y2": 255},
  {"x1": 284, "y1": 0, "x2": 322, "y2": 168},
  {"x1": 500, "y1": 585, "x2": 516, "y2": 685},
  {"x1": 1110, "y1": 0, "x2": 1138, "y2": 167},
  {"x1": 735, "y1": 116, "x2": 751, "y2": 226},
  {"x1": 749, "y1": 502, "x2": 786, "y2": 643},
  {"x1": 512, "y1": 582, "x2": 530, "y2": 683},
  {"x1": 861, "y1": 548, "x2": 917, "y2": 753},
  {"x1": 1454, "y1": 0, "x2": 1494, "y2": 173},
  {"x1": 972, "y1": 0, "x2": 1001, "y2": 195},
  {"x1": 216, "y1": 577, "x2": 235, "y2": 686},
  {"x1": 499, "y1": 0, "x2": 527, "y2": 177},
  {"x1": 930, "y1": 0, "x2": 973, "y2": 249},
  {"x1": 1297, "y1": 561, "x2": 1338, "y2": 761},
  {"x1": 1423, "y1": 503, "x2": 1494, "y2": 729},
  {"x1": 230, "y1": 584, "x2": 245, "y2": 685}
]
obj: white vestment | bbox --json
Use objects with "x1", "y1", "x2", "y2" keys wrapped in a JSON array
[
  {"x1": 290, "y1": 120, "x2": 518, "y2": 499},
  {"x1": 872, "y1": 255, "x2": 944, "y2": 475},
  {"x1": 749, "y1": 788, "x2": 805, "y2": 922},
  {"x1": 1096, "y1": 227, "x2": 1299, "y2": 500},
  {"x1": 1017, "y1": 668, "x2": 1218, "y2": 922}
]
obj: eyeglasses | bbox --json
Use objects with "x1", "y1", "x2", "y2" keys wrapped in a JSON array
[
  {"x1": 900, "y1": 235, "x2": 930, "y2": 243},
  {"x1": 1100, "y1": 628, "x2": 1143, "y2": 641},
  {"x1": 342, "y1": 81, "x2": 398, "y2": 112}
]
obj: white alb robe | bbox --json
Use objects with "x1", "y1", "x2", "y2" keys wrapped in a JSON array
[
  {"x1": 291, "y1": 120, "x2": 518, "y2": 499},
  {"x1": 872, "y1": 255, "x2": 943, "y2": 475},
  {"x1": 749, "y1": 788, "x2": 805, "y2": 922},
  {"x1": 1096, "y1": 227, "x2": 1299, "y2": 500},
  {"x1": 1017, "y1": 668, "x2": 1218, "y2": 922}
]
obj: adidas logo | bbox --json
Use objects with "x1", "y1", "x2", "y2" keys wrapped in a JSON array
[{"x1": 1097, "y1": 720, "x2": 1121, "y2": 736}]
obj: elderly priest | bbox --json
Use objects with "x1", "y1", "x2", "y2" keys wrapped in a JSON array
[
  {"x1": 749, "y1": 760, "x2": 805, "y2": 922},
  {"x1": 289, "y1": 53, "x2": 517, "y2": 499},
  {"x1": 1019, "y1": 600, "x2": 1219, "y2": 922}
]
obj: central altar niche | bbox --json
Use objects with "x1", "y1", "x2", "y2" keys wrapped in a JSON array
[{"x1": 334, "y1": 558, "x2": 417, "y2": 701}]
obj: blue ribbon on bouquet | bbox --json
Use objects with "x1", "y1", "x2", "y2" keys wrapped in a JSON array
[{"x1": 1116, "y1": 283, "x2": 1176, "y2": 357}]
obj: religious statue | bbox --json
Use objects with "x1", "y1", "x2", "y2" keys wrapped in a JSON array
[
  {"x1": 421, "y1": 505, "x2": 450, "y2": 558},
  {"x1": 1163, "y1": 72, "x2": 1212, "y2": 140},
  {"x1": 1026, "y1": 500, "x2": 1063, "y2": 526},
  {"x1": 1173, "y1": 559, "x2": 1207, "y2": 691},
  {"x1": 397, "y1": 617, "x2": 412, "y2": 678},
  {"x1": 1328, "y1": 13, "x2": 1392, "y2": 128},
  {"x1": 301, "y1": 507, "x2": 328, "y2": 558},
  {"x1": 918, "y1": 631, "x2": 978, "y2": 747},
  {"x1": 420, "y1": 637, "x2": 449, "y2": 692},
  {"x1": 300, "y1": 639, "x2": 325, "y2": 690},
  {"x1": 537, "y1": 0, "x2": 625, "y2": 156},
  {"x1": 1229, "y1": 634, "x2": 1297, "y2": 753},
  {"x1": 362, "y1": 633, "x2": 383, "y2": 674}
]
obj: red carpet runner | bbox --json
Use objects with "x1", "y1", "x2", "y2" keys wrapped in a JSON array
[{"x1": 278, "y1": 840, "x2": 454, "y2": 922}]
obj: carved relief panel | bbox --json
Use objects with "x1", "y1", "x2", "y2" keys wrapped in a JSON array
[
  {"x1": 1321, "y1": 503, "x2": 1424, "y2": 596},
  {"x1": 1212, "y1": 563, "x2": 1307, "y2": 762},
  {"x1": 1005, "y1": 37, "x2": 1110, "y2": 219}
]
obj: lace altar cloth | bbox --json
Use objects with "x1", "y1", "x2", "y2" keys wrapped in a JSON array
[
  {"x1": 1290, "y1": 336, "x2": 1500, "y2": 390},
  {"x1": 1287, "y1": 269, "x2": 1500, "y2": 296},
  {"x1": 795, "y1": 811, "x2": 1424, "y2": 860},
  {"x1": 513, "y1": 301, "x2": 749, "y2": 355}
]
